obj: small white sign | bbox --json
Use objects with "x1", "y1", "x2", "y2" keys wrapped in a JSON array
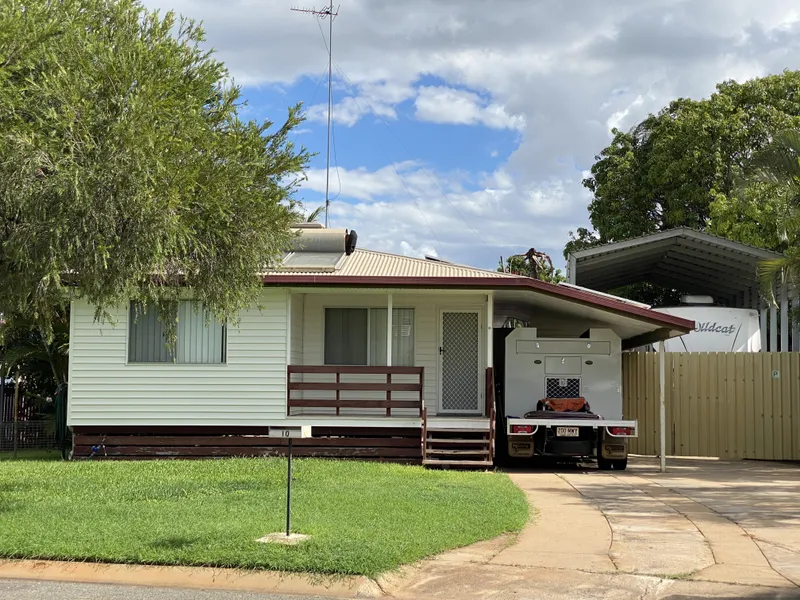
[
  {"x1": 269, "y1": 425, "x2": 312, "y2": 439},
  {"x1": 772, "y1": 370, "x2": 780, "y2": 380}
]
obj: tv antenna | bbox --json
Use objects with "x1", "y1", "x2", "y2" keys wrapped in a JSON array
[{"x1": 291, "y1": 3, "x2": 340, "y2": 228}]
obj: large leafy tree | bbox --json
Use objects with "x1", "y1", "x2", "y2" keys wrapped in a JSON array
[
  {"x1": 568, "y1": 71, "x2": 800, "y2": 259},
  {"x1": 0, "y1": 0, "x2": 309, "y2": 337}
]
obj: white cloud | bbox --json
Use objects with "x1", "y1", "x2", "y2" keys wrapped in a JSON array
[
  {"x1": 415, "y1": 86, "x2": 525, "y2": 130},
  {"x1": 306, "y1": 163, "x2": 580, "y2": 269},
  {"x1": 305, "y1": 96, "x2": 396, "y2": 127},
  {"x1": 141, "y1": 0, "x2": 800, "y2": 267},
  {"x1": 605, "y1": 94, "x2": 644, "y2": 132},
  {"x1": 305, "y1": 80, "x2": 416, "y2": 126}
]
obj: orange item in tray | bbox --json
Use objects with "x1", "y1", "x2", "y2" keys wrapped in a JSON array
[{"x1": 540, "y1": 398, "x2": 587, "y2": 412}]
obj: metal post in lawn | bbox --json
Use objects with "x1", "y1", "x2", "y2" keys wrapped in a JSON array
[
  {"x1": 286, "y1": 438, "x2": 293, "y2": 537},
  {"x1": 12, "y1": 367, "x2": 20, "y2": 459},
  {"x1": 0, "y1": 368, "x2": 4, "y2": 452},
  {"x1": 258, "y1": 425, "x2": 310, "y2": 545}
]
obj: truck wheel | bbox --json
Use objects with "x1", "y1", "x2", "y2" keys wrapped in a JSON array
[
  {"x1": 597, "y1": 455, "x2": 613, "y2": 471},
  {"x1": 611, "y1": 458, "x2": 628, "y2": 471}
]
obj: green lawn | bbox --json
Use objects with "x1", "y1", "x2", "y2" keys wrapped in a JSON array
[
  {"x1": 0, "y1": 458, "x2": 528, "y2": 576},
  {"x1": 0, "y1": 449, "x2": 61, "y2": 461}
]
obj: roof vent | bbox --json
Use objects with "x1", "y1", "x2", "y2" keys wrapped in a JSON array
[
  {"x1": 345, "y1": 229, "x2": 358, "y2": 255},
  {"x1": 680, "y1": 295, "x2": 715, "y2": 305}
]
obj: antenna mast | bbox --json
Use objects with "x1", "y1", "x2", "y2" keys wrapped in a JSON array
[{"x1": 291, "y1": 3, "x2": 339, "y2": 228}]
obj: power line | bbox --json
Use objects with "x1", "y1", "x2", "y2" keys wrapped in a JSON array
[
  {"x1": 332, "y1": 60, "x2": 488, "y2": 249},
  {"x1": 291, "y1": 3, "x2": 339, "y2": 227},
  {"x1": 329, "y1": 117, "x2": 342, "y2": 201}
]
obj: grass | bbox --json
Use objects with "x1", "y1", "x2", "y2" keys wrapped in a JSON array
[
  {"x1": 0, "y1": 458, "x2": 528, "y2": 576},
  {"x1": 0, "y1": 449, "x2": 61, "y2": 461}
]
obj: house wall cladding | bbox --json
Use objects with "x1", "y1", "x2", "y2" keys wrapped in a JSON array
[
  {"x1": 68, "y1": 290, "x2": 289, "y2": 427},
  {"x1": 298, "y1": 292, "x2": 488, "y2": 416},
  {"x1": 623, "y1": 352, "x2": 800, "y2": 461}
]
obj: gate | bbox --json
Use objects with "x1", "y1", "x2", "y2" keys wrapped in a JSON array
[{"x1": 1, "y1": 379, "x2": 69, "y2": 457}]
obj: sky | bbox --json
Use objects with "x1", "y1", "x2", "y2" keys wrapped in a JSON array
[{"x1": 143, "y1": 0, "x2": 800, "y2": 270}]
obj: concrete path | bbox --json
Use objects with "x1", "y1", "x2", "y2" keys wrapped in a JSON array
[
  {"x1": 490, "y1": 472, "x2": 616, "y2": 572},
  {"x1": 388, "y1": 457, "x2": 800, "y2": 600}
]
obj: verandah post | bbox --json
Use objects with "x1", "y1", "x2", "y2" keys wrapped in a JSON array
[
  {"x1": 386, "y1": 293, "x2": 393, "y2": 417},
  {"x1": 659, "y1": 341, "x2": 666, "y2": 473}
]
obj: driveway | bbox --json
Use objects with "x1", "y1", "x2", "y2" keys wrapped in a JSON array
[{"x1": 390, "y1": 457, "x2": 800, "y2": 599}]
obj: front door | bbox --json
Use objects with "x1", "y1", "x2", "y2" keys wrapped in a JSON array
[{"x1": 439, "y1": 310, "x2": 481, "y2": 414}]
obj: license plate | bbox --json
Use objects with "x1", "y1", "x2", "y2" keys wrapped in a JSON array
[{"x1": 557, "y1": 427, "x2": 579, "y2": 437}]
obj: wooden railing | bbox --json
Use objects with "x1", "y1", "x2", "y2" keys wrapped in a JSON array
[
  {"x1": 421, "y1": 406, "x2": 428, "y2": 462},
  {"x1": 287, "y1": 366, "x2": 424, "y2": 417},
  {"x1": 485, "y1": 367, "x2": 496, "y2": 462}
]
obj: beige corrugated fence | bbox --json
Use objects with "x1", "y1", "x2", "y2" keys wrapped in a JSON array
[{"x1": 623, "y1": 352, "x2": 800, "y2": 461}]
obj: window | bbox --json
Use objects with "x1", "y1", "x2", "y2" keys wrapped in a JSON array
[
  {"x1": 128, "y1": 301, "x2": 226, "y2": 364},
  {"x1": 324, "y1": 307, "x2": 414, "y2": 366}
]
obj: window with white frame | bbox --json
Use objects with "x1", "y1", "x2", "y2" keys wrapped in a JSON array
[
  {"x1": 324, "y1": 307, "x2": 414, "y2": 366},
  {"x1": 128, "y1": 301, "x2": 226, "y2": 364}
]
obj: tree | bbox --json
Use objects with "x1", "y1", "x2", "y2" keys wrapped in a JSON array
[
  {"x1": 571, "y1": 71, "x2": 800, "y2": 259},
  {"x1": 0, "y1": 0, "x2": 310, "y2": 339},
  {"x1": 0, "y1": 311, "x2": 69, "y2": 403},
  {"x1": 740, "y1": 131, "x2": 800, "y2": 300},
  {"x1": 498, "y1": 249, "x2": 566, "y2": 284}
]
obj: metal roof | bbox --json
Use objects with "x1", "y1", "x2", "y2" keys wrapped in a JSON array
[
  {"x1": 268, "y1": 249, "x2": 515, "y2": 278},
  {"x1": 568, "y1": 228, "x2": 782, "y2": 304}
]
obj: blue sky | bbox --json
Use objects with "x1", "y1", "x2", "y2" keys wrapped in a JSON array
[{"x1": 146, "y1": 0, "x2": 800, "y2": 270}]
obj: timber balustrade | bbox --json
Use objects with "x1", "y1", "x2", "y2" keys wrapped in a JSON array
[{"x1": 287, "y1": 366, "x2": 424, "y2": 417}]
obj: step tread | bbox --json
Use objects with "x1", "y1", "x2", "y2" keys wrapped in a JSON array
[
  {"x1": 423, "y1": 459, "x2": 493, "y2": 467},
  {"x1": 426, "y1": 448, "x2": 490, "y2": 455},
  {"x1": 426, "y1": 438, "x2": 491, "y2": 444},
  {"x1": 426, "y1": 428, "x2": 490, "y2": 434}
]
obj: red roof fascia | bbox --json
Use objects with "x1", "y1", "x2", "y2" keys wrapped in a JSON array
[{"x1": 262, "y1": 275, "x2": 695, "y2": 332}]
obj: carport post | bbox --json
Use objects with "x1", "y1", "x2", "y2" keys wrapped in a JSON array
[{"x1": 658, "y1": 341, "x2": 666, "y2": 473}]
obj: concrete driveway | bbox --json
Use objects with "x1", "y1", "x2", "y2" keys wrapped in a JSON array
[{"x1": 390, "y1": 457, "x2": 800, "y2": 600}]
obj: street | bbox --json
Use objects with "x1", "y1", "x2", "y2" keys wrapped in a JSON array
[{"x1": 0, "y1": 579, "x2": 329, "y2": 600}]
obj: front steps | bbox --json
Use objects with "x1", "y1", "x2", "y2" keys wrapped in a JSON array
[{"x1": 423, "y1": 427, "x2": 493, "y2": 469}]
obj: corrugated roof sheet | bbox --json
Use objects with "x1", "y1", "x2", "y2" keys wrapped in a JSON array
[
  {"x1": 266, "y1": 249, "x2": 515, "y2": 278},
  {"x1": 568, "y1": 227, "x2": 782, "y2": 303}
]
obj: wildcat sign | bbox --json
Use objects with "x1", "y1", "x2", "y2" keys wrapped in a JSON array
[{"x1": 695, "y1": 322, "x2": 737, "y2": 335}]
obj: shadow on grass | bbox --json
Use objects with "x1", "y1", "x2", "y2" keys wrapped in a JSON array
[
  {"x1": 149, "y1": 536, "x2": 199, "y2": 551},
  {"x1": 0, "y1": 482, "x2": 31, "y2": 493},
  {"x1": 0, "y1": 502, "x2": 21, "y2": 515}
]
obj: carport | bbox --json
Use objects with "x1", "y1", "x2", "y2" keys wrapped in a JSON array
[
  {"x1": 490, "y1": 280, "x2": 694, "y2": 472},
  {"x1": 566, "y1": 227, "x2": 798, "y2": 351}
]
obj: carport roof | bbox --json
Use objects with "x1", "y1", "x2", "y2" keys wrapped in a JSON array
[{"x1": 567, "y1": 228, "x2": 782, "y2": 304}]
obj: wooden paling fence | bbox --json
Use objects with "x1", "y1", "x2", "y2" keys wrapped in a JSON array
[{"x1": 623, "y1": 352, "x2": 800, "y2": 461}]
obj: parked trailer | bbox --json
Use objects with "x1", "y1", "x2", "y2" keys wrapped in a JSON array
[{"x1": 503, "y1": 328, "x2": 637, "y2": 470}]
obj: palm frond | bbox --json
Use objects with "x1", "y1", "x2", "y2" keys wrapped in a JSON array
[
  {"x1": 749, "y1": 130, "x2": 800, "y2": 186},
  {"x1": 758, "y1": 254, "x2": 800, "y2": 306},
  {"x1": 306, "y1": 205, "x2": 325, "y2": 223}
]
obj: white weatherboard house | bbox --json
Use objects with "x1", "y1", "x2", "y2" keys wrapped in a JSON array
[{"x1": 68, "y1": 225, "x2": 693, "y2": 466}]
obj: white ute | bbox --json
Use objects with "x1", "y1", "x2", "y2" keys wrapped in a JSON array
[{"x1": 503, "y1": 328, "x2": 637, "y2": 470}]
